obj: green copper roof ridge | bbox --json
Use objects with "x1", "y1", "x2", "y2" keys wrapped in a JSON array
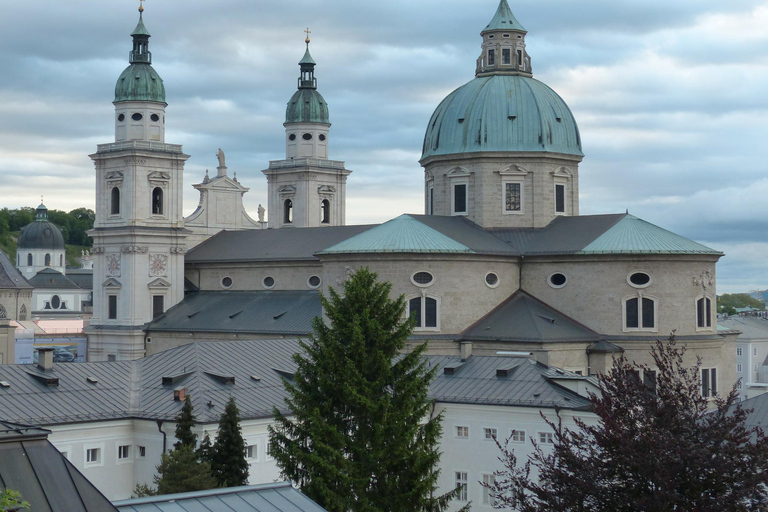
[
  {"x1": 484, "y1": 0, "x2": 526, "y2": 32},
  {"x1": 132, "y1": 13, "x2": 151, "y2": 37},
  {"x1": 299, "y1": 47, "x2": 316, "y2": 65}
]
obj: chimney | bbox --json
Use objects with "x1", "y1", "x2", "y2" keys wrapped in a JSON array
[
  {"x1": 460, "y1": 341, "x2": 473, "y2": 361},
  {"x1": 174, "y1": 386, "x2": 186, "y2": 401},
  {"x1": 37, "y1": 348, "x2": 54, "y2": 371},
  {"x1": 533, "y1": 350, "x2": 549, "y2": 366}
]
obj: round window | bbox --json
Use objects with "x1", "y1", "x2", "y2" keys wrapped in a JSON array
[
  {"x1": 221, "y1": 277, "x2": 233, "y2": 288},
  {"x1": 549, "y1": 273, "x2": 567, "y2": 288},
  {"x1": 132, "y1": 113, "x2": 143, "y2": 121},
  {"x1": 628, "y1": 271, "x2": 651, "y2": 288},
  {"x1": 503, "y1": 34, "x2": 510, "y2": 38},
  {"x1": 289, "y1": 134, "x2": 296, "y2": 141},
  {"x1": 308, "y1": 275, "x2": 321, "y2": 288},
  {"x1": 117, "y1": 113, "x2": 125, "y2": 122},
  {"x1": 150, "y1": 113, "x2": 160, "y2": 122},
  {"x1": 319, "y1": 134, "x2": 326, "y2": 141},
  {"x1": 411, "y1": 271, "x2": 434, "y2": 286},
  {"x1": 485, "y1": 272, "x2": 499, "y2": 288},
  {"x1": 488, "y1": 35, "x2": 495, "y2": 39},
  {"x1": 302, "y1": 133, "x2": 313, "y2": 140},
  {"x1": 263, "y1": 276, "x2": 275, "y2": 289}
]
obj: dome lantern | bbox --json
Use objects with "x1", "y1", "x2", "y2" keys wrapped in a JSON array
[{"x1": 477, "y1": 0, "x2": 532, "y2": 77}]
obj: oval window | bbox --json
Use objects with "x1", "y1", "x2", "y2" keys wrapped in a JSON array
[
  {"x1": 263, "y1": 276, "x2": 275, "y2": 289},
  {"x1": 117, "y1": 113, "x2": 125, "y2": 122},
  {"x1": 485, "y1": 272, "x2": 499, "y2": 288},
  {"x1": 51, "y1": 295, "x2": 61, "y2": 309},
  {"x1": 412, "y1": 272, "x2": 434, "y2": 286},
  {"x1": 628, "y1": 271, "x2": 651, "y2": 288},
  {"x1": 308, "y1": 275, "x2": 321, "y2": 288},
  {"x1": 302, "y1": 133, "x2": 313, "y2": 140},
  {"x1": 150, "y1": 113, "x2": 160, "y2": 122},
  {"x1": 132, "y1": 113, "x2": 143, "y2": 121},
  {"x1": 319, "y1": 134, "x2": 326, "y2": 141},
  {"x1": 289, "y1": 134, "x2": 296, "y2": 141},
  {"x1": 221, "y1": 277, "x2": 233, "y2": 288},
  {"x1": 549, "y1": 273, "x2": 567, "y2": 288}
]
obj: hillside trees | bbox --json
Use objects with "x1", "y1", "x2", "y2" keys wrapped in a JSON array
[
  {"x1": 485, "y1": 336, "x2": 768, "y2": 511},
  {"x1": 269, "y1": 267, "x2": 456, "y2": 512}
]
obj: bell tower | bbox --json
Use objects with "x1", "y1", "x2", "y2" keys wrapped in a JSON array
[
  {"x1": 262, "y1": 32, "x2": 351, "y2": 229},
  {"x1": 86, "y1": 4, "x2": 189, "y2": 361}
]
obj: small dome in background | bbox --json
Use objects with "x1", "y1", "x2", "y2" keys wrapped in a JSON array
[{"x1": 18, "y1": 203, "x2": 65, "y2": 251}]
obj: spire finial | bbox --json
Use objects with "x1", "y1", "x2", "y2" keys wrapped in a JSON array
[
  {"x1": 41, "y1": 195, "x2": 44, "y2": 205},
  {"x1": 305, "y1": 27, "x2": 311, "y2": 47},
  {"x1": 139, "y1": 0, "x2": 145, "y2": 13}
]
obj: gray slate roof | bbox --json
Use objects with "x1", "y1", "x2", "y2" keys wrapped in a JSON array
[
  {"x1": 0, "y1": 340, "x2": 591, "y2": 426},
  {"x1": 718, "y1": 316, "x2": 768, "y2": 342},
  {"x1": 0, "y1": 250, "x2": 32, "y2": 289},
  {"x1": 739, "y1": 393, "x2": 768, "y2": 435},
  {"x1": 186, "y1": 225, "x2": 376, "y2": 263},
  {"x1": 0, "y1": 421, "x2": 117, "y2": 511},
  {"x1": 64, "y1": 269, "x2": 94, "y2": 290},
  {"x1": 462, "y1": 291, "x2": 600, "y2": 343},
  {"x1": 28, "y1": 268, "x2": 81, "y2": 289},
  {"x1": 114, "y1": 482, "x2": 328, "y2": 512},
  {"x1": 491, "y1": 214, "x2": 625, "y2": 254},
  {"x1": 145, "y1": 291, "x2": 321, "y2": 335}
]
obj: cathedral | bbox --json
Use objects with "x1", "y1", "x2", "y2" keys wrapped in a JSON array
[{"x1": 85, "y1": 0, "x2": 734, "y2": 391}]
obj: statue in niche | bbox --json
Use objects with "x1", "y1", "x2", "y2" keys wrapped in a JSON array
[
  {"x1": 216, "y1": 148, "x2": 226, "y2": 167},
  {"x1": 258, "y1": 204, "x2": 266, "y2": 223}
]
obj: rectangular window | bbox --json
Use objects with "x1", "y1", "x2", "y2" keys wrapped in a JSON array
[
  {"x1": 482, "y1": 474, "x2": 496, "y2": 505},
  {"x1": 409, "y1": 297, "x2": 422, "y2": 327},
  {"x1": 504, "y1": 182, "x2": 521, "y2": 212},
  {"x1": 555, "y1": 184, "x2": 565, "y2": 213},
  {"x1": 246, "y1": 445, "x2": 257, "y2": 460},
  {"x1": 625, "y1": 298, "x2": 639, "y2": 328},
  {"x1": 428, "y1": 186, "x2": 434, "y2": 215},
  {"x1": 456, "y1": 426, "x2": 469, "y2": 438},
  {"x1": 737, "y1": 347, "x2": 743, "y2": 356},
  {"x1": 118, "y1": 445, "x2": 131, "y2": 460},
  {"x1": 424, "y1": 297, "x2": 437, "y2": 328},
  {"x1": 107, "y1": 354, "x2": 116, "y2": 362},
  {"x1": 755, "y1": 348, "x2": 759, "y2": 356},
  {"x1": 138, "y1": 446, "x2": 146, "y2": 457},
  {"x1": 697, "y1": 297, "x2": 712, "y2": 328},
  {"x1": 487, "y1": 49, "x2": 495, "y2": 66},
  {"x1": 510, "y1": 429, "x2": 525, "y2": 443},
  {"x1": 539, "y1": 432, "x2": 554, "y2": 444},
  {"x1": 108, "y1": 295, "x2": 117, "y2": 320},
  {"x1": 737, "y1": 364, "x2": 743, "y2": 373},
  {"x1": 517, "y1": 49, "x2": 523, "y2": 65},
  {"x1": 701, "y1": 368, "x2": 717, "y2": 398},
  {"x1": 643, "y1": 370, "x2": 657, "y2": 393},
  {"x1": 502, "y1": 48, "x2": 511, "y2": 64},
  {"x1": 483, "y1": 428, "x2": 497, "y2": 440},
  {"x1": 86, "y1": 448, "x2": 100, "y2": 464},
  {"x1": 152, "y1": 295, "x2": 164, "y2": 319},
  {"x1": 453, "y1": 183, "x2": 467, "y2": 214},
  {"x1": 738, "y1": 380, "x2": 743, "y2": 390},
  {"x1": 455, "y1": 472, "x2": 468, "y2": 501}
]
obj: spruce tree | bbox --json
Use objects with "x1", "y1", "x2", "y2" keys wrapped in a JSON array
[
  {"x1": 174, "y1": 395, "x2": 197, "y2": 450},
  {"x1": 269, "y1": 267, "x2": 454, "y2": 512},
  {"x1": 153, "y1": 446, "x2": 217, "y2": 495},
  {"x1": 197, "y1": 432, "x2": 213, "y2": 464},
  {"x1": 210, "y1": 397, "x2": 249, "y2": 487}
]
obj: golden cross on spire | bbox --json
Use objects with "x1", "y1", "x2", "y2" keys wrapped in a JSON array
[
  {"x1": 139, "y1": 0, "x2": 145, "y2": 13},
  {"x1": 305, "y1": 27, "x2": 311, "y2": 45}
]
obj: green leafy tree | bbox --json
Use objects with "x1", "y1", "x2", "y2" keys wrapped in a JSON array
[
  {"x1": 136, "y1": 446, "x2": 217, "y2": 496},
  {"x1": 485, "y1": 335, "x2": 768, "y2": 511},
  {"x1": 0, "y1": 489, "x2": 30, "y2": 511},
  {"x1": 269, "y1": 267, "x2": 456, "y2": 512},
  {"x1": 210, "y1": 397, "x2": 249, "y2": 487},
  {"x1": 174, "y1": 395, "x2": 197, "y2": 450},
  {"x1": 718, "y1": 293, "x2": 765, "y2": 315}
]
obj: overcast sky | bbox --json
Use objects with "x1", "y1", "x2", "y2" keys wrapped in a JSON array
[{"x1": 0, "y1": 0, "x2": 766, "y2": 293}]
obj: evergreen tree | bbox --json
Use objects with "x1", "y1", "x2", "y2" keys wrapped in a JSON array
[
  {"x1": 210, "y1": 397, "x2": 249, "y2": 487},
  {"x1": 197, "y1": 432, "x2": 213, "y2": 464},
  {"x1": 174, "y1": 395, "x2": 197, "y2": 450},
  {"x1": 269, "y1": 267, "x2": 455, "y2": 512},
  {"x1": 151, "y1": 446, "x2": 217, "y2": 496},
  {"x1": 485, "y1": 335, "x2": 768, "y2": 511}
]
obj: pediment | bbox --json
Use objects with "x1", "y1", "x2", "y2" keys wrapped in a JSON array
[
  {"x1": 102, "y1": 278, "x2": 122, "y2": 288},
  {"x1": 105, "y1": 171, "x2": 124, "y2": 181},
  {"x1": 278, "y1": 185, "x2": 297, "y2": 194},
  {"x1": 446, "y1": 166, "x2": 471, "y2": 178},
  {"x1": 498, "y1": 164, "x2": 530, "y2": 176},
  {"x1": 318, "y1": 185, "x2": 336, "y2": 194},
  {"x1": 552, "y1": 166, "x2": 573, "y2": 178},
  {"x1": 147, "y1": 278, "x2": 172, "y2": 289},
  {"x1": 147, "y1": 171, "x2": 171, "y2": 181}
]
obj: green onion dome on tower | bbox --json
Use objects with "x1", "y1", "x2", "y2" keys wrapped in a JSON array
[
  {"x1": 18, "y1": 203, "x2": 65, "y2": 251},
  {"x1": 285, "y1": 43, "x2": 329, "y2": 124},
  {"x1": 114, "y1": 6, "x2": 166, "y2": 104},
  {"x1": 421, "y1": 0, "x2": 581, "y2": 160}
]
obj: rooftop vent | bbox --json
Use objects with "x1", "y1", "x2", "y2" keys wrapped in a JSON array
[
  {"x1": 205, "y1": 372, "x2": 235, "y2": 385},
  {"x1": 537, "y1": 315, "x2": 556, "y2": 324},
  {"x1": 86, "y1": 376, "x2": 98, "y2": 384},
  {"x1": 250, "y1": 376, "x2": 261, "y2": 382},
  {"x1": 25, "y1": 371, "x2": 59, "y2": 387},
  {"x1": 162, "y1": 372, "x2": 192, "y2": 386},
  {"x1": 496, "y1": 365, "x2": 518, "y2": 378},
  {"x1": 0, "y1": 381, "x2": 10, "y2": 388},
  {"x1": 273, "y1": 368, "x2": 294, "y2": 380},
  {"x1": 443, "y1": 361, "x2": 466, "y2": 375}
]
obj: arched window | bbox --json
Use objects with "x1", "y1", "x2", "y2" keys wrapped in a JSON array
[
  {"x1": 623, "y1": 295, "x2": 657, "y2": 332},
  {"x1": 111, "y1": 187, "x2": 120, "y2": 215},
  {"x1": 19, "y1": 304, "x2": 26, "y2": 321},
  {"x1": 408, "y1": 295, "x2": 439, "y2": 330},
  {"x1": 697, "y1": 296, "x2": 712, "y2": 329},
  {"x1": 0, "y1": 305, "x2": 6, "y2": 319},
  {"x1": 284, "y1": 199, "x2": 293, "y2": 224},
  {"x1": 321, "y1": 199, "x2": 330, "y2": 224},
  {"x1": 27, "y1": 254, "x2": 32, "y2": 266},
  {"x1": 152, "y1": 187, "x2": 164, "y2": 215},
  {"x1": 45, "y1": 254, "x2": 51, "y2": 266}
]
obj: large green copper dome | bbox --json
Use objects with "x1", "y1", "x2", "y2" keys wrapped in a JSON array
[
  {"x1": 285, "y1": 88, "x2": 329, "y2": 124},
  {"x1": 114, "y1": 12, "x2": 166, "y2": 104},
  {"x1": 421, "y1": 75, "x2": 582, "y2": 160},
  {"x1": 115, "y1": 63, "x2": 166, "y2": 103}
]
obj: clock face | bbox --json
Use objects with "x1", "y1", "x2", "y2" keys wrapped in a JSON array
[
  {"x1": 106, "y1": 254, "x2": 121, "y2": 277},
  {"x1": 149, "y1": 253, "x2": 168, "y2": 277}
]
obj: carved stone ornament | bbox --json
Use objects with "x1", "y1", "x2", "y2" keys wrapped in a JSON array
[
  {"x1": 149, "y1": 253, "x2": 168, "y2": 277},
  {"x1": 92, "y1": 246, "x2": 106, "y2": 254},
  {"x1": 105, "y1": 171, "x2": 124, "y2": 181},
  {"x1": 170, "y1": 246, "x2": 188, "y2": 255},
  {"x1": 106, "y1": 253, "x2": 121, "y2": 277},
  {"x1": 124, "y1": 158, "x2": 147, "y2": 165},
  {"x1": 122, "y1": 245, "x2": 149, "y2": 254},
  {"x1": 693, "y1": 269, "x2": 714, "y2": 290}
]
